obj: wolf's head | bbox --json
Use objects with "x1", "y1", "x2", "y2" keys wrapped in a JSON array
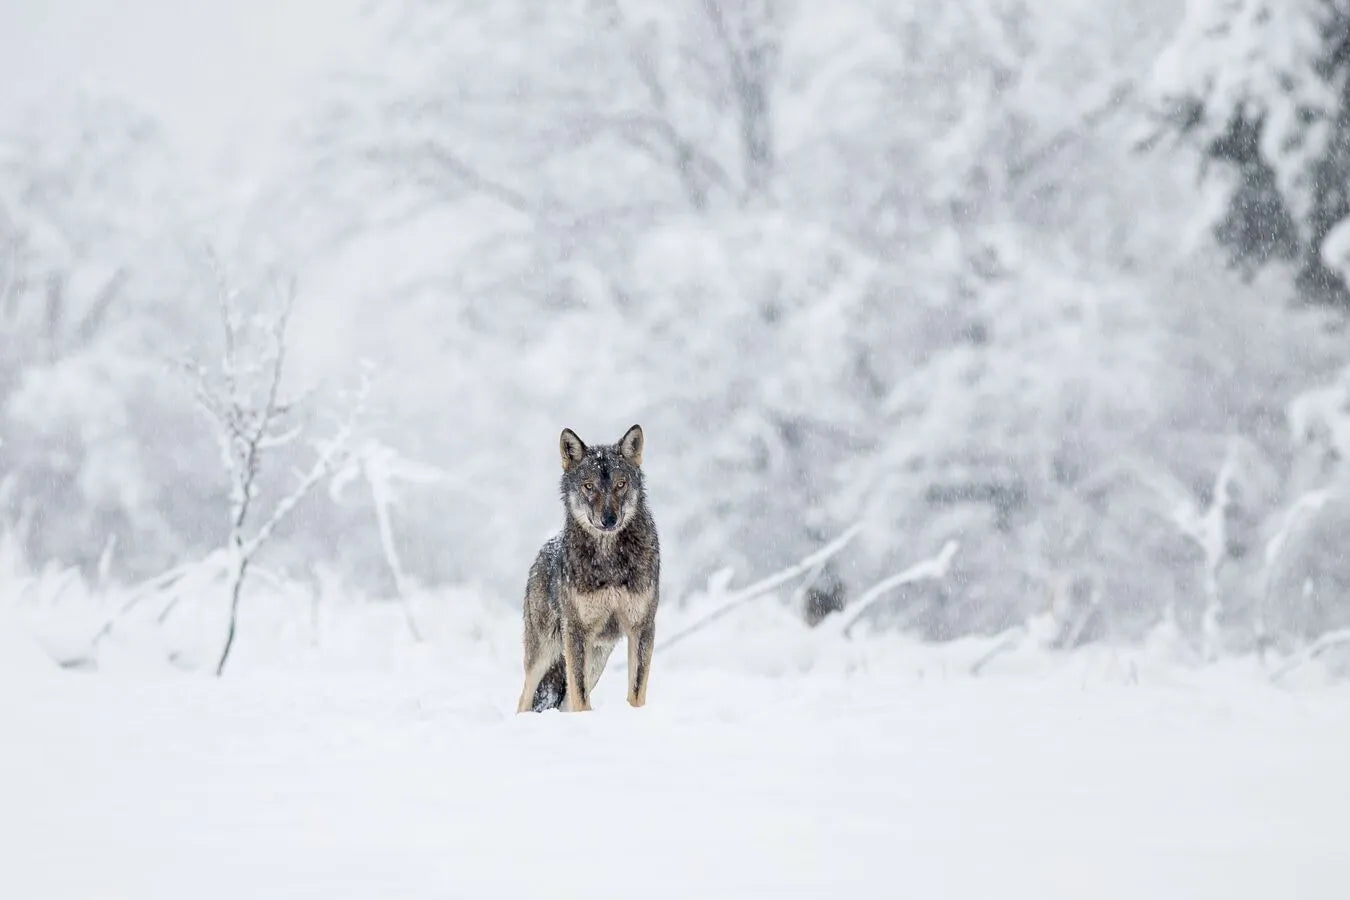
[{"x1": 559, "y1": 424, "x2": 645, "y2": 536}]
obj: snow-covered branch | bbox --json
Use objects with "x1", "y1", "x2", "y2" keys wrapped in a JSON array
[
  {"x1": 326, "y1": 439, "x2": 454, "y2": 643},
  {"x1": 832, "y1": 540, "x2": 960, "y2": 640},
  {"x1": 239, "y1": 372, "x2": 372, "y2": 564},
  {"x1": 1270, "y1": 628, "x2": 1350, "y2": 684},
  {"x1": 657, "y1": 523, "x2": 863, "y2": 652}
]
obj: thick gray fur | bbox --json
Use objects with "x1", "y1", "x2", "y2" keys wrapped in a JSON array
[{"x1": 516, "y1": 424, "x2": 660, "y2": 713}]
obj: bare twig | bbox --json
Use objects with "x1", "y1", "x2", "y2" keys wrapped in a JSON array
[
  {"x1": 697, "y1": 0, "x2": 778, "y2": 199},
  {"x1": 163, "y1": 258, "x2": 376, "y2": 676},
  {"x1": 363, "y1": 141, "x2": 534, "y2": 214},
  {"x1": 214, "y1": 368, "x2": 371, "y2": 677},
  {"x1": 1007, "y1": 80, "x2": 1136, "y2": 185},
  {"x1": 600, "y1": 2, "x2": 734, "y2": 210},
  {"x1": 70, "y1": 267, "x2": 127, "y2": 348},
  {"x1": 240, "y1": 384, "x2": 370, "y2": 563}
]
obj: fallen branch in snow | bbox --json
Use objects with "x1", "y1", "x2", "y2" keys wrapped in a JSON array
[
  {"x1": 81, "y1": 550, "x2": 230, "y2": 660},
  {"x1": 832, "y1": 540, "x2": 960, "y2": 640},
  {"x1": 656, "y1": 523, "x2": 863, "y2": 653},
  {"x1": 1269, "y1": 628, "x2": 1350, "y2": 684}
]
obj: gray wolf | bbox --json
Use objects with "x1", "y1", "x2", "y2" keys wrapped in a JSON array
[{"x1": 516, "y1": 424, "x2": 660, "y2": 713}]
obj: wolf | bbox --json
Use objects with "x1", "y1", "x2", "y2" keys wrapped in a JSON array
[{"x1": 516, "y1": 424, "x2": 660, "y2": 713}]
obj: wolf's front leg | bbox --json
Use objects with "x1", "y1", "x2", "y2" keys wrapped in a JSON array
[
  {"x1": 561, "y1": 617, "x2": 592, "y2": 712},
  {"x1": 626, "y1": 618, "x2": 656, "y2": 708}
]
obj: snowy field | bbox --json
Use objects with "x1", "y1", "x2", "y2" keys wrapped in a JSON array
[
  {"x1": 4, "y1": 593, "x2": 1349, "y2": 900},
  {"x1": 5, "y1": 1, "x2": 1350, "y2": 897}
]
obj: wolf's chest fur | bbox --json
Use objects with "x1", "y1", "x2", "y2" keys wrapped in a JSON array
[
  {"x1": 560, "y1": 538, "x2": 652, "y2": 632},
  {"x1": 568, "y1": 584, "x2": 644, "y2": 635}
]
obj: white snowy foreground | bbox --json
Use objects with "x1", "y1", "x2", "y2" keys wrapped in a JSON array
[{"x1": 3, "y1": 605, "x2": 1350, "y2": 900}]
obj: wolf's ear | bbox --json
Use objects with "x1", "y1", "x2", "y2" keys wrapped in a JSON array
[
  {"x1": 618, "y1": 423, "x2": 643, "y2": 466},
  {"x1": 560, "y1": 428, "x2": 587, "y2": 471}
]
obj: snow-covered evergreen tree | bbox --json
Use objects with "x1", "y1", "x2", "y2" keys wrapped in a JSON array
[{"x1": 1149, "y1": 0, "x2": 1350, "y2": 305}]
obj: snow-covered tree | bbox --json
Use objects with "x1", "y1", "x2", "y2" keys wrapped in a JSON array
[
  {"x1": 180, "y1": 259, "x2": 372, "y2": 675},
  {"x1": 2, "y1": 0, "x2": 1337, "y2": 664},
  {"x1": 0, "y1": 97, "x2": 213, "y2": 576},
  {"x1": 1148, "y1": 0, "x2": 1350, "y2": 305},
  {"x1": 283, "y1": 0, "x2": 1245, "y2": 627}
]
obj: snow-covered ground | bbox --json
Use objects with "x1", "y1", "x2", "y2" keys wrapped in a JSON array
[{"x1": 3, "y1": 592, "x2": 1349, "y2": 900}]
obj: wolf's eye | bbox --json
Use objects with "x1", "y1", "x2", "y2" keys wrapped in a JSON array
[
  {"x1": 615, "y1": 480, "x2": 627, "y2": 490},
  {"x1": 582, "y1": 482, "x2": 595, "y2": 492}
]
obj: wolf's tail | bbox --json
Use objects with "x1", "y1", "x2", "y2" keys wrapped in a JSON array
[{"x1": 530, "y1": 657, "x2": 568, "y2": 712}]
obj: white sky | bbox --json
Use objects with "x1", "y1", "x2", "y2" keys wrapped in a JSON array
[{"x1": 0, "y1": 0, "x2": 367, "y2": 174}]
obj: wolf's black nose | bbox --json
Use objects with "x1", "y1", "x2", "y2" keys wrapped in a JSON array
[{"x1": 602, "y1": 513, "x2": 618, "y2": 529}]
